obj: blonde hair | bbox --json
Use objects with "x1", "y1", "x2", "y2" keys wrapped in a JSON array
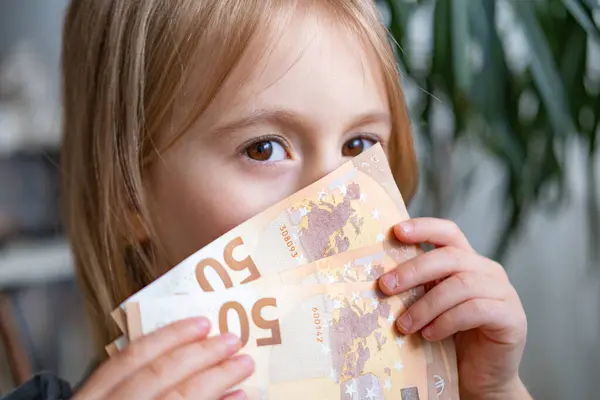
[{"x1": 61, "y1": 0, "x2": 418, "y2": 356}]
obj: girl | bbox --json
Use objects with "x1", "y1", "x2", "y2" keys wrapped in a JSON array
[{"x1": 6, "y1": 0, "x2": 531, "y2": 399}]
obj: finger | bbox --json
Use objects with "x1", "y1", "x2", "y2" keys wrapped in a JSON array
[
  {"x1": 112, "y1": 333, "x2": 242, "y2": 399},
  {"x1": 77, "y1": 317, "x2": 210, "y2": 399},
  {"x1": 220, "y1": 389, "x2": 247, "y2": 400},
  {"x1": 394, "y1": 218, "x2": 473, "y2": 251},
  {"x1": 166, "y1": 354, "x2": 255, "y2": 400},
  {"x1": 395, "y1": 272, "x2": 508, "y2": 334},
  {"x1": 379, "y1": 247, "x2": 495, "y2": 295},
  {"x1": 420, "y1": 298, "x2": 524, "y2": 343}
]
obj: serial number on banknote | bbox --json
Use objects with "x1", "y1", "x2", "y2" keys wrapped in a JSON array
[
  {"x1": 280, "y1": 225, "x2": 299, "y2": 258},
  {"x1": 312, "y1": 307, "x2": 324, "y2": 343}
]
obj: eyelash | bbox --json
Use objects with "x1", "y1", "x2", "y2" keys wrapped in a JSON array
[
  {"x1": 350, "y1": 133, "x2": 382, "y2": 147},
  {"x1": 239, "y1": 134, "x2": 290, "y2": 156},
  {"x1": 239, "y1": 133, "x2": 383, "y2": 162}
]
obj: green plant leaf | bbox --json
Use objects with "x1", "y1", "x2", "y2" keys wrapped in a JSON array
[
  {"x1": 431, "y1": 0, "x2": 452, "y2": 83},
  {"x1": 562, "y1": 0, "x2": 600, "y2": 41},
  {"x1": 431, "y1": 0, "x2": 470, "y2": 134},
  {"x1": 470, "y1": 0, "x2": 526, "y2": 173},
  {"x1": 384, "y1": 0, "x2": 599, "y2": 265},
  {"x1": 580, "y1": 0, "x2": 599, "y2": 10},
  {"x1": 385, "y1": 0, "x2": 415, "y2": 75},
  {"x1": 559, "y1": 15, "x2": 589, "y2": 134},
  {"x1": 451, "y1": 0, "x2": 472, "y2": 94},
  {"x1": 511, "y1": 0, "x2": 576, "y2": 137}
]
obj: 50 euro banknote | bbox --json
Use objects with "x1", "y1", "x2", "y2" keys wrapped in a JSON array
[
  {"x1": 111, "y1": 144, "x2": 413, "y2": 331},
  {"x1": 126, "y1": 244, "x2": 458, "y2": 400}
]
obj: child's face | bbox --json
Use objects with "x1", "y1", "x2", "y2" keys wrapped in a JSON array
[{"x1": 147, "y1": 13, "x2": 396, "y2": 265}]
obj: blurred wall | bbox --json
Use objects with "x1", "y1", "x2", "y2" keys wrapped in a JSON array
[{"x1": 0, "y1": 0, "x2": 68, "y2": 95}]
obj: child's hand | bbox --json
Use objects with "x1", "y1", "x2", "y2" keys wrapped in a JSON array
[
  {"x1": 73, "y1": 318, "x2": 253, "y2": 400},
  {"x1": 378, "y1": 218, "x2": 530, "y2": 399}
]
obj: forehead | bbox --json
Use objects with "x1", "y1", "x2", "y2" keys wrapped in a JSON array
[{"x1": 193, "y1": 7, "x2": 390, "y2": 131}]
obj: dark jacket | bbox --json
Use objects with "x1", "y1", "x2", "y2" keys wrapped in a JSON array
[
  {"x1": 1, "y1": 373, "x2": 73, "y2": 400},
  {"x1": 1, "y1": 359, "x2": 97, "y2": 400}
]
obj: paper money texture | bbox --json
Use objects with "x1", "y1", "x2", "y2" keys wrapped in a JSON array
[{"x1": 108, "y1": 145, "x2": 459, "y2": 399}]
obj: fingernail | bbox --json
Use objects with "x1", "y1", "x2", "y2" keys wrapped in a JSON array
[
  {"x1": 224, "y1": 389, "x2": 247, "y2": 400},
  {"x1": 381, "y1": 274, "x2": 398, "y2": 291},
  {"x1": 396, "y1": 313, "x2": 412, "y2": 332},
  {"x1": 422, "y1": 325, "x2": 433, "y2": 340},
  {"x1": 235, "y1": 354, "x2": 255, "y2": 372},
  {"x1": 195, "y1": 317, "x2": 209, "y2": 332},
  {"x1": 222, "y1": 333, "x2": 241, "y2": 347},
  {"x1": 232, "y1": 391, "x2": 248, "y2": 400},
  {"x1": 399, "y1": 221, "x2": 413, "y2": 234}
]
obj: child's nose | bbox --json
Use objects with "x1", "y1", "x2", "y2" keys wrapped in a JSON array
[{"x1": 297, "y1": 151, "x2": 345, "y2": 191}]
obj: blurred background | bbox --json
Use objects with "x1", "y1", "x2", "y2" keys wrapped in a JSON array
[{"x1": 0, "y1": 0, "x2": 598, "y2": 398}]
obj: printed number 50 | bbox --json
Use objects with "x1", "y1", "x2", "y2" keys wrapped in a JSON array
[
  {"x1": 219, "y1": 298, "x2": 282, "y2": 347},
  {"x1": 196, "y1": 237, "x2": 261, "y2": 291}
]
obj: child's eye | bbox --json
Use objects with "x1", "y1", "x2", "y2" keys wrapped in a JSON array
[
  {"x1": 342, "y1": 136, "x2": 377, "y2": 157},
  {"x1": 245, "y1": 139, "x2": 288, "y2": 162}
]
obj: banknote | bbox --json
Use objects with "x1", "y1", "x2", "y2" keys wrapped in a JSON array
[
  {"x1": 275, "y1": 244, "x2": 458, "y2": 399},
  {"x1": 108, "y1": 143, "x2": 459, "y2": 398},
  {"x1": 104, "y1": 336, "x2": 128, "y2": 357},
  {"x1": 111, "y1": 144, "x2": 410, "y2": 330},
  {"x1": 127, "y1": 245, "x2": 459, "y2": 399},
  {"x1": 129, "y1": 282, "x2": 431, "y2": 399}
]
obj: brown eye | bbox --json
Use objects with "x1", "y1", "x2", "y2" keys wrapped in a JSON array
[
  {"x1": 245, "y1": 140, "x2": 287, "y2": 162},
  {"x1": 342, "y1": 137, "x2": 376, "y2": 157}
]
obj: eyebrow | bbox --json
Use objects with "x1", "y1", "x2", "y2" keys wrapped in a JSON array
[{"x1": 210, "y1": 109, "x2": 392, "y2": 136}]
